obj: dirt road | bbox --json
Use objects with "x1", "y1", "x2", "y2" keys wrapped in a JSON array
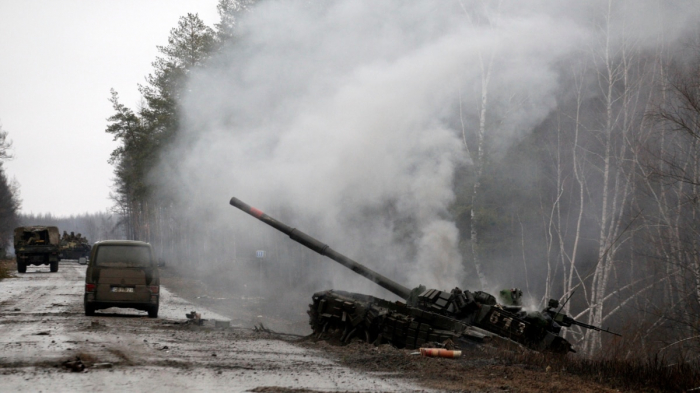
[{"x1": 0, "y1": 261, "x2": 429, "y2": 392}]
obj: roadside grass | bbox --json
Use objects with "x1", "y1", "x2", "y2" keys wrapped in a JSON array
[
  {"x1": 0, "y1": 259, "x2": 15, "y2": 280},
  {"x1": 158, "y1": 262, "x2": 700, "y2": 391},
  {"x1": 501, "y1": 349, "x2": 700, "y2": 392}
]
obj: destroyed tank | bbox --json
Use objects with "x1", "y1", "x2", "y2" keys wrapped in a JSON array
[{"x1": 229, "y1": 197, "x2": 618, "y2": 354}]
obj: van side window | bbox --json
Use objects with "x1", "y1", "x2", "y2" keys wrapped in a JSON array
[{"x1": 94, "y1": 245, "x2": 152, "y2": 268}]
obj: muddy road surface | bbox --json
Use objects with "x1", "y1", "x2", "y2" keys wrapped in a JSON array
[{"x1": 0, "y1": 261, "x2": 429, "y2": 392}]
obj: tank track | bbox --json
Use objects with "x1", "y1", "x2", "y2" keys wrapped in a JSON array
[{"x1": 308, "y1": 290, "x2": 468, "y2": 349}]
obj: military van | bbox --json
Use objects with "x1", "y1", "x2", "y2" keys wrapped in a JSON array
[
  {"x1": 84, "y1": 240, "x2": 160, "y2": 318},
  {"x1": 14, "y1": 226, "x2": 61, "y2": 273}
]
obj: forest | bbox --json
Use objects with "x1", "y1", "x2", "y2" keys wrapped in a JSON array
[
  {"x1": 3, "y1": 0, "x2": 700, "y2": 362},
  {"x1": 0, "y1": 124, "x2": 19, "y2": 257}
]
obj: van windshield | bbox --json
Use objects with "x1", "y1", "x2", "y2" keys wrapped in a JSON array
[{"x1": 95, "y1": 245, "x2": 152, "y2": 268}]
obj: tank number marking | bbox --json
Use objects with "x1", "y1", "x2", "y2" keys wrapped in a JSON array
[
  {"x1": 490, "y1": 311, "x2": 500, "y2": 324},
  {"x1": 503, "y1": 317, "x2": 513, "y2": 329},
  {"x1": 489, "y1": 311, "x2": 527, "y2": 336}
]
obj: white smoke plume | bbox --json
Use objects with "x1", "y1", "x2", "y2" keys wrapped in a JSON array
[{"x1": 158, "y1": 0, "x2": 698, "y2": 302}]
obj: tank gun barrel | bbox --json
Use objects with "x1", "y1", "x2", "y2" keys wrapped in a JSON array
[
  {"x1": 545, "y1": 308, "x2": 621, "y2": 337},
  {"x1": 229, "y1": 197, "x2": 413, "y2": 300}
]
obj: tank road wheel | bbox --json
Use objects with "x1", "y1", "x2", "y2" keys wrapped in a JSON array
[
  {"x1": 308, "y1": 291, "x2": 381, "y2": 345},
  {"x1": 148, "y1": 305, "x2": 159, "y2": 319},
  {"x1": 17, "y1": 261, "x2": 26, "y2": 273},
  {"x1": 50, "y1": 261, "x2": 59, "y2": 273}
]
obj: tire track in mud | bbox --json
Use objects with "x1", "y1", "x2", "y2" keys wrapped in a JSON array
[
  {"x1": 0, "y1": 260, "x2": 430, "y2": 392},
  {"x1": 0, "y1": 262, "x2": 82, "y2": 366}
]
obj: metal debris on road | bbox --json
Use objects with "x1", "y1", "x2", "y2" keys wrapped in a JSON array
[
  {"x1": 186, "y1": 310, "x2": 204, "y2": 325},
  {"x1": 62, "y1": 357, "x2": 85, "y2": 372},
  {"x1": 253, "y1": 323, "x2": 273, "y2": 333}
]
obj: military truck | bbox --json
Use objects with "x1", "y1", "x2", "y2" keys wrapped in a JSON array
[{"x1": 14, "y1": 226, "x2": 61, "y2": 273}]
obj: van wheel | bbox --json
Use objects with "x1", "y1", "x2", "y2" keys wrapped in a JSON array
[
  {"x1": 17, "y1": 262, "x2": 26, "y2": 273},
  {"x1": 148, "y1": 306, "x2": 158, "y2": 319},
  {"x1": 50, "y1": 261, "x2": 58, "y2": 272},
  {"x1": 85, "y1": 304, "x2": 95, "y2": 316}
]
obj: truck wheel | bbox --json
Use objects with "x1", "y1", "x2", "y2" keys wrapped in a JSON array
[
  {"x1": 50, "y1": 261, "x2": 59, "y2": 273},
  {"x1": 17, "y1": 262, "x2": 26, "y2": 273},
  {"x1": 148, "y1": 306, "x2": 159, "y2": 319},
  {"x1": 84, "y1": 304, "x2": 95, "y2": 316}
]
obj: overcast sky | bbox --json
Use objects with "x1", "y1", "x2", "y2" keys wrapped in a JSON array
[{"x1": 0, "y1": 0, "x2": 219, "y2": 217}]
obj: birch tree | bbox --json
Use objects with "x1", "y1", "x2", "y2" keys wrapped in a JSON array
[
  {"x1": 644, "y1": 45, "x2": 700, "y2": 354},
  {"x1": 458, "y1": 0, "x2": 502, "y2": 291}
]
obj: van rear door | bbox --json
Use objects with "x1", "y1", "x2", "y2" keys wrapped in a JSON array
[{"x1": 92, "y1": 245, "x2": 155, "y2": 303}]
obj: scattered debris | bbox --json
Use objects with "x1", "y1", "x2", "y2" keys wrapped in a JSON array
[
  {"x1": 184, "y1": 310, "x2": 231, "y2": 328},
  {"x1": 254, "y1": 323, "x2": 273, "y2": 333},
  {"x1": 186, "y1": 310, "x2": 204, "y2": 325},
  {"x1": 62, "y1": 357, "x2": 85, "y2": 372},
  {"x1": 13, "y1": 308, "x2": 20, "y2": 311},
  {"x1": 34, "y1": 331, "x2": 51, "y2": 336}
]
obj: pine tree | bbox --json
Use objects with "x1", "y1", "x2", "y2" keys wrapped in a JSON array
[
  {"x1": 106, "y1": 13, "x2": 216, "y2": 241},
  {"x1": 140, "y1": 13, "x2": 215, "y2": 148},
  {"x1": 214, "y1": 0, "x2": 258, "y2": 44}
]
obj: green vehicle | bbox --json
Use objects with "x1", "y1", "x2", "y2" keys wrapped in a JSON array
[
  {"x1": 14, "y1": 226, "x2": 61, "y2": 273},
  {"x1": 59, "y1": 232, "x2": 92, "y2": 260}
]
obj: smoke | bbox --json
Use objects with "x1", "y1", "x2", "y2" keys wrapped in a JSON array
[{"x1": 156, "y1": 0, "x2": 700, "y2": 312}]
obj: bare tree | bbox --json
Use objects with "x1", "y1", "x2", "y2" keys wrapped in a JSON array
[
  {"x1": 643, "y1": 41, "x2": 700, "y2": 355},
  {"x1": 457, "y1": 0, "x2": 503, "y2": 291},
  {"x1": 0, "y1": 123, "x2": 12, "y2": 161}
]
